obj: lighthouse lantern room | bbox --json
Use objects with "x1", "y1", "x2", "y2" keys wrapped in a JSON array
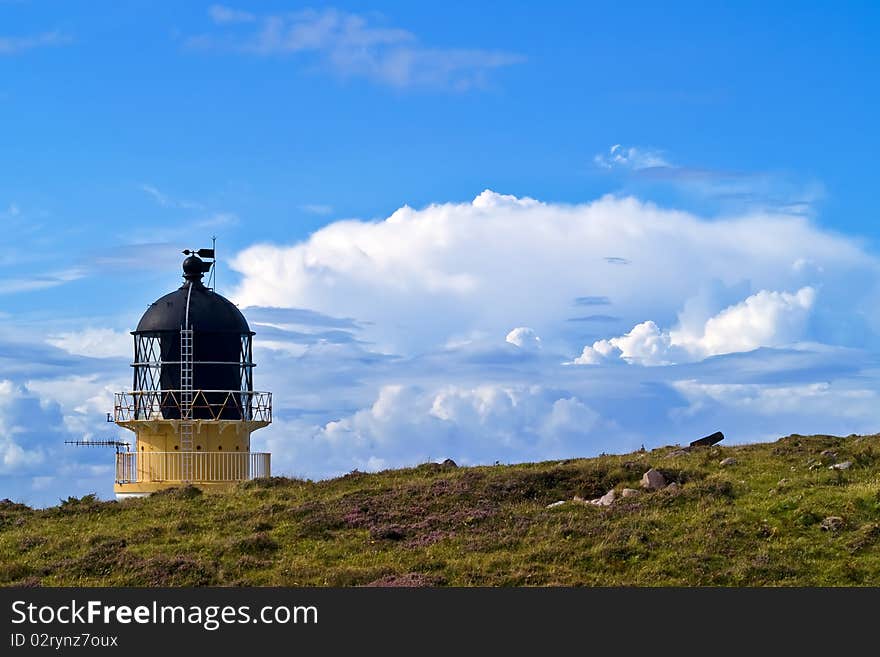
[{"x1": 111, "y1": 249, "x2": 272, "y2": 499}]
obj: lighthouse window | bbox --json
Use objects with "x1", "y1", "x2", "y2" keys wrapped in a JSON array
[
  {"x1": 174, "y1": 445, "x2": 179, "y2": 450},
  {"x1": 218, "y1": 445, "x2": 223, "y2": 451},
  {"x1": 235, "y1": 446, "x2": 240, "y2": 451},
  {"x1": 140, "y1": 446, "x2": 144, "y2": 451},
  {"x1": 196, "y1": 445, "x2": 202, "y2": 451}
]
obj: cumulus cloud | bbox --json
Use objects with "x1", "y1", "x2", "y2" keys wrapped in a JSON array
[
  {"x1": 27, "y1": 374, "x2": 124, "y2": 438},
  {"x1": 0, "y1": 380, "x2": 48, "y2": 474},
  {"x1": 266, "y1": 383, "x2": 611, "y2": 478},
  {"x1": 0, "y1": 332, "x2": 131, "y2": 503},
  {"x1": 505, "y1": 327, "x2": 541, "y2": 350},
  {"x1": 231, "y1": 190, "x2": 875, "y2": 356},
  {"x1": 574, "y1": 287, "x2": 816, "y2": 366},
  {"x1": 188, "y1": 7, "x2": 523, "y2": 90},
  {"x1": 221, "y1": 189, "x2": 880, "y2": 487}
]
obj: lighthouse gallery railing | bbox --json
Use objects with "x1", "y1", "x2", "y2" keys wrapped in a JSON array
[
  {"x1": 115, "y1": 451, "x2": 270, "y2": 484},
  {"x1": 113, "y1": 390, "x2": 272, "y2": 422}
]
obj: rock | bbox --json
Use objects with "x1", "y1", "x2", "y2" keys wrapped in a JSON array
[
  {"x1": 665, "y1": 482, "x2": 680, "y2": 492},
  {"x1": 546, "y1": 500, "x2": 566, "y2": 509},
  {"x1": 690, "y1": 431, "x2": 724, "y2": 447},
  {"x1": 441, "y1": 458, "x2": 458, "y2": 468},
  {"x1": 666, "y1": 448, "x2": 690, "y2": 458},
  {"x1": 820, "y1": 516, "x2": 844, "y2": 531},
  {"x1": 829, "y1": 461, "x2": 852, "y2": 470},
  {"x1": 777, "y1": 478, "x2": 790, "y2": 487},
  {"x1": 593, "y1": 489, "x2": 616, "y2": 506},
  {"x1": 820, "y1": 449, "x2": 838, "y2": 458},
  {"x1": 620, "y1": 488, "x2": 640, "y2": 498},
  {"x1": 719, "y1": 457, "x2": 738, "y2": 467},
  {"x1": 572, "y1": 495, "x2": 586, "y2": 503},
  {"x1": 641, "y1": 468, "x2": 666, "y2": 491}
]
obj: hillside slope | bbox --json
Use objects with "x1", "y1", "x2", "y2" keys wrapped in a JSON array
[{"x1": 2, "y1": 433, "x2": 880, "y2": 586}]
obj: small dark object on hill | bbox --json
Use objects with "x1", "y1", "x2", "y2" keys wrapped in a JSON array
[
  {"x1": 690, "y1": 431, "x2": 724, "y2": 447},
  {"x1": 441, "y1": 458, "x2": 458, "y2": 469}
]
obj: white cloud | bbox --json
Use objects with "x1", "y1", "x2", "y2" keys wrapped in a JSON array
[
  {"x1": 575, "y1": 287, "x2": 816, "y2": 366},
  {"x1": 0, "y1": 31, "x2": 71, "y2": 55},
  {"x1": 196, "y1": 212, "x2": 239, "y2": 228},
  {"x1": 140, "y1": 184, "x2": 204, "y2": 210},
  {"x1": 189, "y1": 8, "x2": 523, "y2": 90},
  {"x1": 268, "y1": 383, "x2": 610, "y2": 477},
  {"x1": 685, "y1": 287, "x2": 815, "y2": 356},
  {"x1": 594, "y1": 144, "x2": 670, "y2": 170},
  {"x1": 220, "y1": 189, "x2": 880, "y2": 483},
  {"x1": 505, "y1": 327, "x2": 541, "y2": 350},
  {"x1": 0, "y1": 380, "x2": 46, "y2": 473},
  {"x1": 672, "y1": 379, "x2": 875, "y2": 416},
  {"x1": 670, "y1": 379, "x2": 880, "y2": 440},
  {"x1": 230, "y1": 190, "x2": 875, "y2": 356},
  {"x1": 46, "y1": 328, "x2": 131, "y2": 359},
  {"x1": 209, "y1": 4, "x2": 255, "y2": 24},
  {"x1": 574, "y1": 320, "x2": 676, "y2": 366},
  {"x1": 301, "y1": 203, "x2": 334, "y2": 216},
  {"x1": 0, "y1": 268, "x2": 86, "y2": 295},
  {"x1": 26, "y1": 374, "x2": 123, "y2": 438}
]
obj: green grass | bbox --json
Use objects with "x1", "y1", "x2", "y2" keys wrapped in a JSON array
[{"x1": 3, "y1": 433, "x2": 880, "y2": 586}]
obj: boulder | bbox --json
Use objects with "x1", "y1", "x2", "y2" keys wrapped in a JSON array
[
  {"x1": 820, "y1": 516, "x2": 844, "y2": 531},
  {"x1": 719, "y1": 457, "x2": 738, "y2": 467},
  {"x1": 546, "y1": 500, "x2": 566, "y2": 509},
  {"x1": 441, "y1": 458, "x2": 458, "y2": 468},
  {"x1": 592, "y1": 489, "x2": 616, "y2": 506},
  {"x1": 665, "y1": 482, "x2": 680, "y2": 492},
  {"x1": 620, "y1": 488, "x2": 640, "y2": 498},
  {"x1": 641, "y1": 468, "x2": 666, "y2": 491},
  {"x1": 820, "y1": 449, "x2": 838, "y2": 458},
  {"x1": 666, "y1": 448, "x2": 690, "y2": 458},
  {"x1": 829, "y1": 461, "x2": 852, "y2": 471}
]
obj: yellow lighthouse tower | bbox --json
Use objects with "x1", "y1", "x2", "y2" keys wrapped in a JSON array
[{"x1": 111, "y1": 250, "x2": 272, "y2": 499}]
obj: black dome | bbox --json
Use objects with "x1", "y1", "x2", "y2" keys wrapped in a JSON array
[{"x1": 136, "y1": 283, "x2": 252, "y2": 334}]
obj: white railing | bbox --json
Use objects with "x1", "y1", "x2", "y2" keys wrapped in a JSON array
[
  {"x1": 115, "y1": 451, "x2": 270, "y2": 484},
  {"x1": 113, "y1": 390, "x2": 272, "y2": 423}
]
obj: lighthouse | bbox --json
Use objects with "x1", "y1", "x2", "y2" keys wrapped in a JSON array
[{"x1": 111, "y1": 250, "x2": 272, "y2": 499}]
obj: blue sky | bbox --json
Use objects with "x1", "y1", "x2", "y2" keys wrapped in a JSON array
[{"x1": 2, "y1": 1, "x2": 880, "y2": 506}]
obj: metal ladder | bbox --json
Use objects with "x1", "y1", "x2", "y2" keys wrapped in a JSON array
[{"x1": 180, "y1": 328, "x2": 194, "y2": 482}]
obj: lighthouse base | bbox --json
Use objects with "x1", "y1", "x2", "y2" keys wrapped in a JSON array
[
  {"x1": 114, "y1": 479, "x2": 245, "y2": 499},
  {"x1": 115, "y1": 491, "x2": 151, "y2": 500},
  {"x1": 113, "y1": 450, "x2": 271, "y2": 499}
]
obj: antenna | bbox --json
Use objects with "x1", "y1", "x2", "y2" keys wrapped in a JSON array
[
  {"x1": 210, "y1": 235, "x2": 216, "y2": 291},
  {"x1": 65, "y1": 440, "x2": 131, "y2": 454}
]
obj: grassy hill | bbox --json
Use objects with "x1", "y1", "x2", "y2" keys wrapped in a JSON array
[{"x1": 3, "y1": 433, "x2": 880, "y2": 586}]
